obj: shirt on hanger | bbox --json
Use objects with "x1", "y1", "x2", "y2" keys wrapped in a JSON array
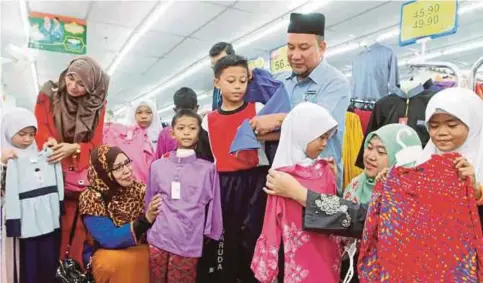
[
  {"x1": 251, "y1": 160, "x2": 341, "y2": 283},
  {"x1": 351, "y1": 43, "x2": 399, "y2": 101},
  {"x1": 5, "y1": 148, "x2": 64, "y2": 239},
  {"x1": 146, "y1": 153, "x2": 222, "y2": 258},
  {"x1": 359, "y1": 153, "x2": 483, "y2": 282},
  {"x1": 355, "y1": 84, "x2": 438, "y2": 168}
]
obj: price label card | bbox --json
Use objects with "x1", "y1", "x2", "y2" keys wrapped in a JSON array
[
  {"x1": 171, "y1": 181, "x2": 181, "y2": 200},
  {"x1": 399, "y1": 0, "x2": 458, "y2": 47},
  {"x1": 248, "y1": 57, "x2": 265, "y2": 70},
  {"x1": 270, "y1": 45, "x2": 292, "y2": 74}
]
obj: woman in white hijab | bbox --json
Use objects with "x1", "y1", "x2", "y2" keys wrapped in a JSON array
[
  {"x1": 417, "y1": 87, "x2": 483, "y2": 191},
  {"x1": 128, "y1": 100, "x2": 161, "y2": 147},
  {"x1": 1, "y1": 107, "x2": 38, "y2": 283}
]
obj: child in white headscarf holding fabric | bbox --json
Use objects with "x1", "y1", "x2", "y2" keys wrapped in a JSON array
[
  {"x1": 1, "y1": 108, "x2": 38, "y2": 283},
  {"x1": 252, "y1": 102, "x2": 341, "y2": 283},
  {"x1": 417, "y1": 87, "x2": 483, "y2": 199}
]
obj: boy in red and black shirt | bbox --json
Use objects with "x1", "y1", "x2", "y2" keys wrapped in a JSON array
[{"x1": 197, "y1": 55, "x2": 279, "y2": 283}]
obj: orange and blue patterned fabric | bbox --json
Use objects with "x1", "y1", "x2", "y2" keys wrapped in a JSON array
[{"x1": 358, "y1": 153, "x2": 483, "y2": 282}]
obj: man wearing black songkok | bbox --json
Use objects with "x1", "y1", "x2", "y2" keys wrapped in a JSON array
[{"x1": 250, "y1": 12, "x2": 350, "y2": 192}]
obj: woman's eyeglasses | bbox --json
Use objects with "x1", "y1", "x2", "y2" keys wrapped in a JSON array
[{"x1": 111, "y1": 159, "x2": 132, "y2": 173}]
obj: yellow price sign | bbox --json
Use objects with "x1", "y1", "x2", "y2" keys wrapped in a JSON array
[
  {"x1": 399, "y1": 0, "x2": 458, "y2": 46},
  {"x1": 248, "y1": 57, "x2": 265, "y2": 70},
  {"x1": 270, "y1": 45, "x2": 292, "y2": 74}
]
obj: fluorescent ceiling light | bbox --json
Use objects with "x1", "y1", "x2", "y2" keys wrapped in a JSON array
[
  {"x1": 18, "y1": 0, "x2": 39, "y2": 95},
  {"x1": 108, "y1": 0, "x2": 174, "y2": 76},
  {"x1": 233, "y1": 1, "x2": 330, "y2": 50},
  {"x1": 399, "y1": 40, "x2": 483, "y2": 66},
  {"x1": 329, "y1": 0, "x2": 483, "y2": 56},
  {"x1": 134, "y1": 58, "x2": 210, "y2": 105},
  {"x1": 119, "y1": 0, "x2": 483, "y2": 113}
]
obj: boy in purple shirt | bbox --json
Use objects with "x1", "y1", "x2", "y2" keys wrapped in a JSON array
[{"x1": 156, "y1": 87, "x2": 213, "y2": 162}]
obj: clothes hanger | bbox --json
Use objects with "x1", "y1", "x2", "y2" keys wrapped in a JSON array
[{"x1": 395, "y1": 128, "x2": 423, "y2": 166}]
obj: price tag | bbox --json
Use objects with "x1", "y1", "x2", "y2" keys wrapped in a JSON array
[
  {"x1": 399, "y1": 0, "x2": 458, "y2": 46},
  {"x1": 399, "y1": 117, "x2": 408, "y2": 125},
  {"x1": 171, "y1": 181, "x2": 181, "y2": 200},
  {"x1": 270, "y1": 45, "x2": 292, "y2": 74}
]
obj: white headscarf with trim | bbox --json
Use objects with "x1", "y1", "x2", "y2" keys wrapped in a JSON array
[
  {"x1": 417, "y1": 87, "x2": 483, "y2": 182},
  {"x1": 272, "y1": 102, "x2": 338, "y2": 169}
]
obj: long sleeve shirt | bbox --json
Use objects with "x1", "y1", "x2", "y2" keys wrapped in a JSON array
[
  {"x1": 34, "y1": 92, "x2": 106, "y2": 172},
  {"x1": 251, "y1": 160, "x2": 340, "y2": 283},
  {"x1": 351, "y1": 43, "x2": 399, "y2": 100},
  {"x1": 146, "y1": 153, "x2": 222, "y2": 257},
  {"x1": 82, "y1": 214, "x2": 152, "y2": 264},
  {"x1": 103, "y1": 122, "x2": 155, "y2": 184},
  {"x1": 283, "y1": 59, "x2": 351, "y2": 192},
  {"x1": 359, "y1": 153, "x2": 483, "y2": 282},
  {"x1": 5, "y1": 148, "x2": 64, "y2": 238}
]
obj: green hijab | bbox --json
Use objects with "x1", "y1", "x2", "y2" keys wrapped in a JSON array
[{"x1": 343, "y1": 124, "x2": 423, "y2": 204}]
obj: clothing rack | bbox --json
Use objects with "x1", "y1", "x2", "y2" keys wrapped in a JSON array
[
  {"x1": 408, "y1": 61, "x2": 461, "y2": 87},
  {"x1": 470, "y1": 56, "x2": 483, "y2": 90},
  {"x1": 350, "y1": 98, "x2": 376, "y2": 104}
]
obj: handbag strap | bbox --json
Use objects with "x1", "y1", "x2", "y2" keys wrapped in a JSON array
[{"x1": 66, "y1": 205, "x2": 80, "y2": 255}]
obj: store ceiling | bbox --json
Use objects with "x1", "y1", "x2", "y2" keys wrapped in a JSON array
[{"x1": 2, "y1": 0, "x2": 483, "y2": 118}]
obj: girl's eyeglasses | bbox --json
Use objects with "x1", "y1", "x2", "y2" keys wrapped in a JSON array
[{"x1": 111, "y1": 159, "x2": 132, "y2": 173}]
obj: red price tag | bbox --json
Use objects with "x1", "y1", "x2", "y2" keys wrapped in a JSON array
[{"x1": 398, "y1": 117, "x2": 408, "y2": 125}]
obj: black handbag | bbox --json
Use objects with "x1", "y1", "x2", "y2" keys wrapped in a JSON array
[
  {"x1": 55, "y1": 206, "x2": 94, "y2": 283},
  {"x1": 303, "y1": 193, "x2": 367, "y2": 239}
]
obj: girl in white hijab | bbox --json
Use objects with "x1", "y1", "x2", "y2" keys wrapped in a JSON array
[
  {"x1": 1, "y1": 107, "x2": 38, "y2": 283},
  {"x1": 272, "y1": 102, "x2": 338, "y2": 170},
  {"x1": 128, "y1": 100, "x2": 161, "y2": 147},
  {"x1": 417, "y1": 87, "x2": 483, "y2": 192}
]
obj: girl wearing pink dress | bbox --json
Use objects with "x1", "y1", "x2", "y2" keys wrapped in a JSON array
[{"x1": 251, "y1": 102, "x2": 342, "y2": 283}]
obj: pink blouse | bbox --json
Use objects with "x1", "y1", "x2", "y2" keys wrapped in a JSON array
[
  {"x1": 103, "y1": 122, "x2": 155, "y2": 184},
  {"x1": 251, "y1": 160, "x2": 341, "y2": 283}
]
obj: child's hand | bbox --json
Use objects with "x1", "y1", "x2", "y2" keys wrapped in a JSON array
[
  {"x1": 375, "y1": 168, "x2": 389, "y2": 183},
  {"x1": 145, "y1": 194, "x2": 162, "y2": 224},
  {"x1": 474, "y1": 183, "x2": 482, "y2": 202},
  {"x1": 454, "y1": 156, "x2": 476, "y2": 187},
  {"x1": 323, "y1": 157, "x2": 337, "y2": 177},
  {"x1": 43, "y1": 137, "x2": 58, "y2": 149},
  {"x1": 1, "y1": 149, "x2": 17, "y2": 165}
]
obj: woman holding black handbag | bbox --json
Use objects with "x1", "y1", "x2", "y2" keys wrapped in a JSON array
[{"x1": 35, "y1": 56, "x2": 110, "y2": 268}]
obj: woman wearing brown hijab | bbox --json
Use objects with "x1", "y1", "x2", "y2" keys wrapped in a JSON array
[{"x1": 34, "y1": 56, "x2": 109, "y2": 268}]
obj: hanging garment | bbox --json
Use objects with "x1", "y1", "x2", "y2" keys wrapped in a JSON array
[
  {"x1": 351, "y1": 43, "x2": 399, "y2": 100},
  {"x1": 353, "y1": 109, "x2": 372, "y2": 135},
  {"x1": 251, "y1": 160, "x2": 341, "y2": 283},
  {"x1": 102, "y1": 122, "x2": 155, "y2": 184},
  {"x1": 355, "y1": 87, "x2": 438, "y2": 168},
  {"x1": 342, "y1": 112, "x2": 364, "y2": 189},
  {"x1": 358, "y1": 153, "x2": 483, "y2": 282}
]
